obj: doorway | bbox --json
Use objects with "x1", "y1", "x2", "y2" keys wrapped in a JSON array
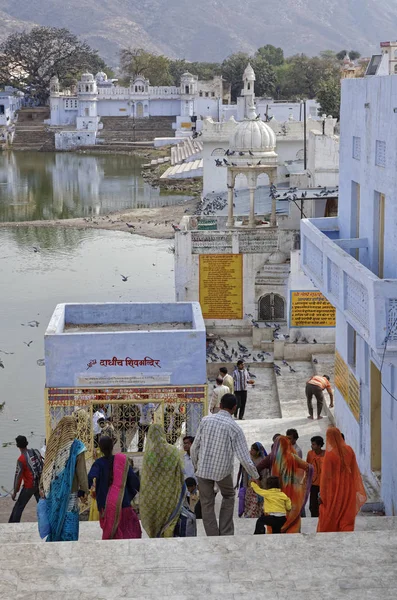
[
  {"x1": 370, "y1": 361, "x2": 382, "y2": 473},
  {"x1": 258, "y1": 293, "x2": 285, "y2": 321},
  {"x1": 136, "y1": 103, "x2": 144, "y2": 118}
]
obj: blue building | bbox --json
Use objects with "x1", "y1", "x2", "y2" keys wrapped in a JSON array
[
  {"x1": 44, "y1": 302, "x2": 207, "y2": 454},
  {"x1": 300, "y1": 57, "x2": 397, "y2": 515}
]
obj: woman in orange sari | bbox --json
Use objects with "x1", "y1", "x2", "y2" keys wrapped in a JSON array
[
  {"x1": 256, "y1": 435, "x2": 313, "y2": 533},
  {"x1": 317, "y1": 427, "x2": 366, "y2": 532}
]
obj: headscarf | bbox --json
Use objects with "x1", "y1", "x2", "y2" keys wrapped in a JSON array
[
  {"x1": 41, "y1": 409, "x2": 89, "y2": 495},
  {"x1": 140, "y1": 424, "x2": 185, "y2": 538},
  {"x1": 252, "y1": 442, "x2": 267, "y2": 458},
  {"x1": 271, "y1": 435, "x2": 313, "y2": 533},
  {"x1": 318, "y1": 427, "x2": 366, "y2": 532}
]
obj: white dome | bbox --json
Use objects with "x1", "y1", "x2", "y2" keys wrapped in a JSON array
[
  {"x1": 95, "y1": 71, "x2": 107, "y2": 82},
  {"x1": 80, "y1": 72, "x2": 94, "y2": 82},
  {"x1": 230, "y1": 118, "x2": 277, "y2": 155},
  {"x1": 243, "y1": 63, "x2": 256, "y2": 81}
]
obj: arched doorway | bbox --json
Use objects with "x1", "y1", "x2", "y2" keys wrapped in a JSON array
[
  {"x1": 136, "y1": 102, "x2": 144, "y2": 118},
  {"x1": 258, "y1": 293, "x2": 285, "y2": 321}
]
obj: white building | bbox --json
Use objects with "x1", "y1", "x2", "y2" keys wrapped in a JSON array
[
  {"x1": 0, "y1": 88, "x2": 24, "y2": 146},
  {"x1": 201, "y1": 65, "x2": 339, "y2": 196},
  {"x1": 300, "y1": 61, "x2": 397, "y2": 514}
]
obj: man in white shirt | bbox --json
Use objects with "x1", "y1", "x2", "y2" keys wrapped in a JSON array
[
  {"x1": 183, "y1": 435, "x2": 196, "y2": 481},
  {"x1": 209, "y1": 377, "x2": 229, "y2": 413},
  {"x1": 191, "y1": 393, "x2": 259, "y2": 536},
  {"x1": 219, "y1": 367, "x2": 234, "y2": 394},
  {"x1": 138, "y1": 403, "x2": 157, "y2": 452}
]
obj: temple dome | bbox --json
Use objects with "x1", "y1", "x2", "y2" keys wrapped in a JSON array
[
  {"x1": 243, "y1": 63, "x2": 256, "y2": 81},
  {"x1": 230, "y1": 118, "x2": 277, "y2": 156},
  {"x1": 267, "y1": 250, "x2": 288, "y2": 264}
]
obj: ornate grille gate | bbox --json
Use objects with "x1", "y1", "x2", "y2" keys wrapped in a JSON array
[{"x1": 45, "y1": 385, "x2": 207, "y2": 459}]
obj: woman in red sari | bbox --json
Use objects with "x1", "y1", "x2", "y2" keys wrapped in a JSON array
[
  {"x1": 88, "y1": 436, "x2": 141, "y2": 539},
  {"x1": 318, "y1": 427, "x2": 366, "y2": 532},
  {"x1": 255, "y1": 436, "x2": 313, "y2": 533}
]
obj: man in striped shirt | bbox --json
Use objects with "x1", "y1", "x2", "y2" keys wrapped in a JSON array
[
  {"x1": 233, "y1": 360, "x2": 250, "y2": 420},
  {"x1": 305, "y1": 375, "x2": 334, "y2": 420},
  {"x1": 191, "y1": 393, "x2": 259, "y2": 536}
]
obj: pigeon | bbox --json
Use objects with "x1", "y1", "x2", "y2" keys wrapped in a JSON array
[
  {"x1": 282, "y1": 360, "x2": 289, "y2": 366},
  {"x1": 313, "y1": 339, "x2": 317, "y2": 344},
  {"x1": 313, "y1": 358, "x2": 318, "y2": 364},
  {"x1": 253, "y1": 356, "x2": 257, "y2": 362},
  {"x1": 172, "y1": 224, "x2": 181, "y2": 231},
  {"x1": 33, "y1": 246, "x2": 40, "y2": 253},
  {"x1": 120, "y1": 274, "x2": 129, "y2": 282},
  {"x1": 251, "y1": 319, "x2": 259, "y2": 328},
  {"x1": 223, "y1": 159, "x2": 230, "y2": 166},
  {"x1": 28, "y1": 320, "x2": 39, "y2": 327},
  {"x1": 289, "y1": 365, "x2": 296, "y2": 373},
  {"x1": 0, "y1": 359, "x2": 4, "y2": 368},
  {"x1": 257, "y1": 160, "x2": 261, "y2": 166},
  {"x1": 239, "y1": 151, "x2": 244, "y2": 156},
  {"x1": 125, "y1": 222, "x2": 135, "y2": 228},
  {"x1": 24, "y1": 341, "x2": 33, "y2": 347},
  {"x1": 249, "y1": 150, "x2": 254, "y2": 156},
  {"x1": 248, "y1": 372, "x2": 257, "y2": 379}
]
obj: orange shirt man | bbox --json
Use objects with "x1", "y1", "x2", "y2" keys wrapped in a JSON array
[
  {"x1": 306, "y1": 436, "x2": 325, "y2": 517},
  {"x1": 305, "y1": 375, "x2": 333, "y2": 420}
]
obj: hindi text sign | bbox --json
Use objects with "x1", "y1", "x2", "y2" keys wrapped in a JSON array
[
  {"x1": 199, "y1": 254, "x2": 243, "y2": 320},
  {"x1": 290, "y1": 291, "x2": 336, "y2": 328}
]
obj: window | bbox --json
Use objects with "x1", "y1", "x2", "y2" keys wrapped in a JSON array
[
  {"x1": 247, "y1": 83, "x2": 250, "y2": 90},
  {"x1": 0, "y1": 105, "x2": 5, "y2": 115},
  {"x1": 85, "y1": 85, "x2": 89, "y2": 92},
  {"x1": 375, "y1": 140, "x2": 386, "y2": 167},
  {"x1": 373, "y1": 191, "x2": 385, "y2": 277},
  {"x1": 185, "y1": 85, "x2": 189, "y2": 94},
  {"x1": 394, "y1": 64, "x2": 397, "y2": 74},
  {"x1": 347, "y1": 323, "x2": 357, "y2": 370},
  {"x1": 352, "y1": 136, "x2": 361, "y2": 160},
  {"x1": 65, "y1": 100, "x2": 69, "y2": 108},
  {"x1": 211, "y1": 91, "x2": 215, "y2": 97},
  {"x1": 205, "y1": 92, "x2": 209, "y2": 97},
  {"x1": 258, "y1": 293, "x2": 285, "y2": 321}
]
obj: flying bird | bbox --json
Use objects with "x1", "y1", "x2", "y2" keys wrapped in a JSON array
[
  {"x1": 0, "y1": 359, "x2": 4, "y2": 368},
  {"x1": 120, "y1": 274, "x2": 129, "y2": 282},
  {"x1": 28, "y1": 320, "x2": 40, "y2": 327},
  {"x1": 32, "y1": 246, "x2": 40, "y2": 253},
  {"x1": 24, "y1": 341, "x2": 33, "y2": 347}
]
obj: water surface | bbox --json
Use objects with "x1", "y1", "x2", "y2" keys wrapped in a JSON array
[
  {"x1": 0, "y1": 227, "x2": 174, "y2": 487},
  {"x1": 0, "y1": 152, "x2": 191, "y2": 222}
]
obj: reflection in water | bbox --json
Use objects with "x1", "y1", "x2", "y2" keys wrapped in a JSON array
[
  {"x1": 0, "y1": 152, "x2": 191, "y2": 222},
  {"x1": 0, "y1": 227, "x2": 175, "y2": 487}
]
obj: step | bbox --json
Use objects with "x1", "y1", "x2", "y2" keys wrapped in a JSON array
[
  {"x1": 1, "y1": 527, "x2": 396, "y2": 599},
  {"x1": 0, "y1": 513, "x2": 391, "y2": 545}
]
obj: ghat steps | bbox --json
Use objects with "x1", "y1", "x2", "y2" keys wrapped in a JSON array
[
  {"x1": 1, "y1": 521, "x2": 396, "y2": 600},
  {"x1": 98, "y1": 116, "x2": 175, "y2": 143}
]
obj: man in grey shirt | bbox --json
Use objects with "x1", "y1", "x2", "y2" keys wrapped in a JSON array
[{"x1": 191, "y1": 394, "x2": 259, "y2": 536}]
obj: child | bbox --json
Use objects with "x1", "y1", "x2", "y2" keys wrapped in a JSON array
[
  {"x1": 251, "y1": 476, "x2": 291, "y2": 534},
  {"x1": 185, "y1": 477, "x2": 201, "y2": 517}
]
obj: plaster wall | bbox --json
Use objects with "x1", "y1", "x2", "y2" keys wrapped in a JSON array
[
  {"x1": 55, "y1": 130, "x2": 96, "y2": 150},
  {"x1": 256, "y1": 99, "x2": 320, "y2": 122},
  {"x1": 339, "y1": 75, "x2": 397, "y2": 279},
  {"x1": 307, "y1": 130, "x2": 339, "y2": 188},
  {"x1": 288, "y1": 250, "x2": 336, "y2": 343},
  {"x1": 45, "y1": 302, "x2": 206, "y2": 388}
]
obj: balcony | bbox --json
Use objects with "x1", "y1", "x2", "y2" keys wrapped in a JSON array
[{"x1": 300, "y1": 217, "x2": 397, "y2": 357}]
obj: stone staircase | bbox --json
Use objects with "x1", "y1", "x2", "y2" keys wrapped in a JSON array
[
  {"x1": 12, "y1": 108, "x2": 55, "y2": 151},
  {"x1": 171, "y1": 137, "x2": 203, "y2": 165},
  {"x1": 97, "y1": 116, "x2": 175, "y2": 146},
  {"x1": 0, "y1": 517, "x2": 396, "y2": 599}
]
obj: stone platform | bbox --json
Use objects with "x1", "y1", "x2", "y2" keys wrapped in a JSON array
[{"x1": 1, "y1": 525, "x2": 397, "y2": 600}]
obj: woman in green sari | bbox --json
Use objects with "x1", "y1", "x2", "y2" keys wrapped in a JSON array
[{"x1": 140, "y1": 424, "x2": 185, "y2": 537}]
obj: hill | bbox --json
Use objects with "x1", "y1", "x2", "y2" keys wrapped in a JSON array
[{"x1": 0, "y1": 0, "x2": 395, "y2": 65}]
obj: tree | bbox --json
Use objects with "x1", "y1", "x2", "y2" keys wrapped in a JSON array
[
  {"x1": 251, "y1": 55, "x2": 276, "y2": 97},
  {"x1": 120, "y1": 48, "x2": 173, "y2": 86},
  {"x1": 256, "y1": 45, "x2": 284, "y2": 66},
  {"x1": 221, "y1": 52, "x2": 251, "y2": 101},
  {"x1": 0, "y1": 27, "x2": 107, "y2": 104},
  {"x1": 317, "y1": 76, "x2": 341, "y2": 119},
  {"x1": 336, "y1": 49, "x2": 361, "y2": 61}
]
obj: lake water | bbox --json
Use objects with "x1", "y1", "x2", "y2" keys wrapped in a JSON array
[
  {"x1": 0, "y1": 151, "x2": 188, "y2": 489},
  {"x1": 0, "y1": 152, "x2": 191, "y2": 222}
]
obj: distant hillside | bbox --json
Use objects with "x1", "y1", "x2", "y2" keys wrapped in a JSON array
[{"x1": 0, "y1": 0, "x2": 395, "y2": 65}]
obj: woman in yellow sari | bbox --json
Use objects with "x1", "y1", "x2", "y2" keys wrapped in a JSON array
[{"x1": 140, "y1": 424, "x2": 185, "y2": 538}]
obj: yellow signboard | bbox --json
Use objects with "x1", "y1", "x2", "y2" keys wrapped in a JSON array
[
  {"x1": 290, "y1": 291, "x2": 336, "y2": 328},
  {"x1": 181, "y1": 122, "x2": 192, "y2": 128},
  {"x1": 199, "y1": 254, "x2": 243, "y2": 320},
  {"x1": 335, "y1": 350, "x2": 360, "y2": 421}
]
